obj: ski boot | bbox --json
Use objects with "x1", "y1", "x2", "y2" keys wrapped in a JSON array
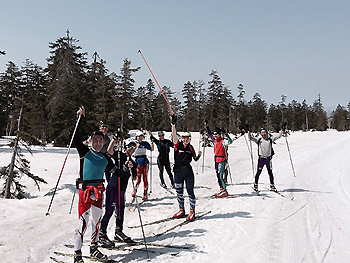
[
  {"x1": 160, "y1": 182, "x2": 167, "y2": 189},
  {"x1": 212, "y1": 188, "x2": 225, "y2": 197},
  {"x1": 186, "y1": 208, "x2": 195, "y2": 222},
  {"x1": 142, "y1": 190, "x2": 148, "y2": 201},
  {"x1": 115, "y1": 227, "x2": 133, "y2": 243},
  {"x1": 99, "y1": 231, "x2": 115, "y2": 248},
  {"x1": 253, "y1": 183, "x2": 258, "y2": 192},
  {"x1": 74, "y1": 250, "x2": 84, "y2": 263},
  {"x1": 90, "y1": 242, "x2": 107, "y2": 261},
  {"x1": 173, "y1": 207, "x2": 186, "y2": 218},
  {"x1": 270, "y1": 184, "x2": 277, "y2": 192},
  {"x1": 216, "y1": 189, "x2": 229, "y2": 198},
  {"x1": 131, "y1": 190, "x2": 136, "y2": 198}
]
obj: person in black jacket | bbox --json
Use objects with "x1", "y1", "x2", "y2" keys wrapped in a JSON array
[
  {"x1": 171, "y1": 115, "x2": 201, "y2": 222},
  {"x1": 99, "y1": 138, "x2": 137, "y2": 247},
  {"x1": 149, "y1": 130, "x2": 174, "y2": 188}
]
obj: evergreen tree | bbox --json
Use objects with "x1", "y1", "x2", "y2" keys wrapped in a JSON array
[
  {"x1": 110, "y1": 58, "x2": 140, "y2": 131},
  {"x1": 87, "y1": 52, "x2": 116, "y2": 130},
  {"x1": 20, "y1": 59, "x2": 49, "y2": 142},
  {"x1": 267, "y1": 103, "x2": 282, "y2": 132},
  {"x1": 332, "y1": 104, "x2": 348, "y2": 131},
  {"x1": 235, "y1": 83, "x2": 248, "y2": 132},
  {"x1": 0, "y1": 61, "x2": 22, "y2": 136},
  {"x1": 206, "y1": 70, "x2": 232, "y2": 129},
  {"x1": 311, "y1": 94, "x2": 328, "y2": 131},
  {"x1": 182, "y1": 81, "x2": 198, "y2": 131},
  {"x1": 248, "y1": 93, "x2": 267, "y2": 131},
  {"x1": 46, "y1": 30, "x2": 90, "y2": 146}
]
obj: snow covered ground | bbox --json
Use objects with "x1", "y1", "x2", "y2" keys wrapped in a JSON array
[{"x1": 1, "y1": 130, "x2": 350, "y2": 263}]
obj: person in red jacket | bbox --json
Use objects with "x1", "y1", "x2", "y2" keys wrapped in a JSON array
[{"x1": 205, "y1": 122, "x2": 233, "y2": 197}]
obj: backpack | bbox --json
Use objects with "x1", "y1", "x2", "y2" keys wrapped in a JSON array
[{"x1": 257, "y1": 137, "x2": 275, "y2": 158}]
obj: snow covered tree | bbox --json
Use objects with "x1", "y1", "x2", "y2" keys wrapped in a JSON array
[{"x1": 1, "y1": 101, "x2": 47, "y2": 199}]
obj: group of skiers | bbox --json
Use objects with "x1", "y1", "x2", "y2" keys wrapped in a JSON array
[{"x1": 71, "y1": 107, "x2": 284, "y2": 263}]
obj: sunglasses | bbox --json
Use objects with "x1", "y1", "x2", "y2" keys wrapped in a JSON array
[{"x1": 127, "y1": 146, "x2": 136, "y2": 149}]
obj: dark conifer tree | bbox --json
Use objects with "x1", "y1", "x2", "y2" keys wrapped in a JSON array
[
  {"x1": 87, "y1": 52, "x2": 116, "y2": 130},
  {"x1": 0, "y1": 61, "x2": 22, "y2": 136},
  {"x1": 311, "y1": 94, "x2": 328, "y2": 131},
  {"x1": 248, "y1": 93, "x2": 267, "y2": 131},
  {"x1": 20, "y1": 59, "x2": 49, "y2": 142},
  {"x1": 332, "y1": 104, "x2": 348, "y2": 131},
  {"x1": 46, "y1": 30, "x2": 90, "y2": 146},
  {"x1": 110, "y1": 58, "x2": 140, "y2": 131}
]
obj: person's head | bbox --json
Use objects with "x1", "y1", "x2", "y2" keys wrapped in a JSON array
[
  {"x1": 136, "y1": 132, "x2": 145, "y2": 143},
  {"x1": 182, "y1": 132, "x2": 191, "y2": 146},
  {"x1": 260, "y1": 128, "x2": 268, "y2": 139},
  {"x1": 125, "y1": 141, "x2": 137, "y2": 155},
  {"x1": 99, "y1": 121, "x2": 109, "y2": 135},
  {"x1": 213, "y1": 127, "x2": 222, "y2": 139},
  {"x1": 158, "y1": 131, "x2": 165, "y2": 140},
  {"x1": 91, "y1": 130, "x2": 105, "y2": 152}
]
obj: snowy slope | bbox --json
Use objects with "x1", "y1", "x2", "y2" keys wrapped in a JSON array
[{"x1": 1, "y1": 130, "x2": 350, "y2": 263}]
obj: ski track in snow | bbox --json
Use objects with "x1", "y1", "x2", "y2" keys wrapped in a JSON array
[{"x1": 1, "y1": 131, "x2": 350, "y2": 262}]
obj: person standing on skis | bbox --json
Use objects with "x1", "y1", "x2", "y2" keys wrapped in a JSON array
[
  {"x1": 171, "y1": 115, "x2": 202, "y2": 221},
  {"x1": 249, "y1": 127, "x2": 284, "y2": 192},
  {"x1": 148, "y1": 130, "x2": 175, "y2": 189},
  {"x1": 132, "y1": 132, "x2": 154, "y2": 201},
  {"x1": 205, "y1": 121, "x2": 233, "y2": 197},
  {"x1": 73, "y1": 107, "x2": 120, "y2": 263},
  {"x1": 99, "y1": 137, "x2": 137, "y2": 247}
]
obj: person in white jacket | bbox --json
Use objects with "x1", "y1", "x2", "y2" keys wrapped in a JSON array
[{"x1": 248, "y1": 128, "x2": 284, "y2": 192}]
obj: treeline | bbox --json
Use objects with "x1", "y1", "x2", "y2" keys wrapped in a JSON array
[{"x1": 1, "y1": 32, "x2": 349, "y2": 146}]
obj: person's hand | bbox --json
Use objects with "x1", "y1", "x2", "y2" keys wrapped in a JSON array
[
  {"x1": 171, "y1": 114, "x2": 177, "y2": 125},
  {"x1": 77, "y1": 106, "x2": 85, "y2": 116},
  {"x1": 198, "y1": 151, "x2": 202, "y2": 156}
]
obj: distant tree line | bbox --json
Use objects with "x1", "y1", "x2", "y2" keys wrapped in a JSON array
[{"x1": 1, "y1": 31, "x2": 349, "y2": 146}]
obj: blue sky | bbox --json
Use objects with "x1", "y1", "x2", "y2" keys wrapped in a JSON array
[{"x1": 1, "y1": 1, "x2": 349, "y2": 111}]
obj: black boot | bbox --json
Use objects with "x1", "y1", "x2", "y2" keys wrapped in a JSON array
[
  {"x1": 74, "y1": 250, "x2": 84, "y2": 263},
  {"x1": 115, "y1": 227, "x2": 133, "y2": 243},
  {"x1": 99, "y1": 231, "x2": 115, "y2": 248},
  {"x1": 90, "y1": 242, "x2": 107, "y2": 261}
]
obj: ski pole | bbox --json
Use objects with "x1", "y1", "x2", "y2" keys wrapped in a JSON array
[
  {"x1": 243, "y1": 133, "x2": 255, "y2": 178},
  {"x1": 130, "y1": 163, "x2": 150, "y2": 260},
  {"x1": 284, "y1": 133, "x2": 296, "y2": 177},
  {"x1": 46, "y1": 112, "x2": 82, "y2": 216},
  {"x1": 138, "y1": 50, "x2": 174, "y2": 115},
  {"x1": 68, "y1": 189, "x2": 76, "y2": 214}
]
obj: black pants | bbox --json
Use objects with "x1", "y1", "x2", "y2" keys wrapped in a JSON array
[{"x1": 157, "y1": 158, "x2": 174, "y2": 185}]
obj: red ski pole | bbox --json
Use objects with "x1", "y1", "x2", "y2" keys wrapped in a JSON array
[{"x1": 138, "y1": 50, "x2": 174, "y2": 115}]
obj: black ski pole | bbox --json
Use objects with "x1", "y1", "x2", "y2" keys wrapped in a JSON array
[
  {"x1": 46, "y1": 110, "x2": 83, "y2": 216},
  {"x1": 243, "y1": 131, "x2": 255, "y2": 178},
  {"x1": 129, "y1": 160, "x2": 150, "y2": 260},
  {"x1": 282, "y1": 123, "x2": 296, "y2": 177}
]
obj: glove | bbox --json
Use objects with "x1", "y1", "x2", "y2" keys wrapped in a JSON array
[
  {"x1": 240, "y1": 129, "x2": 245, "y2": 135},
  {"x1": 281, "y1": 122, "x2": 287, "y2": 131},
  {"x1": 113, "y1": 131, "x2": 122, "y2": 140},
  {"x1": 171, "y1": 114, "x2": 177, "y2": 125}
]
